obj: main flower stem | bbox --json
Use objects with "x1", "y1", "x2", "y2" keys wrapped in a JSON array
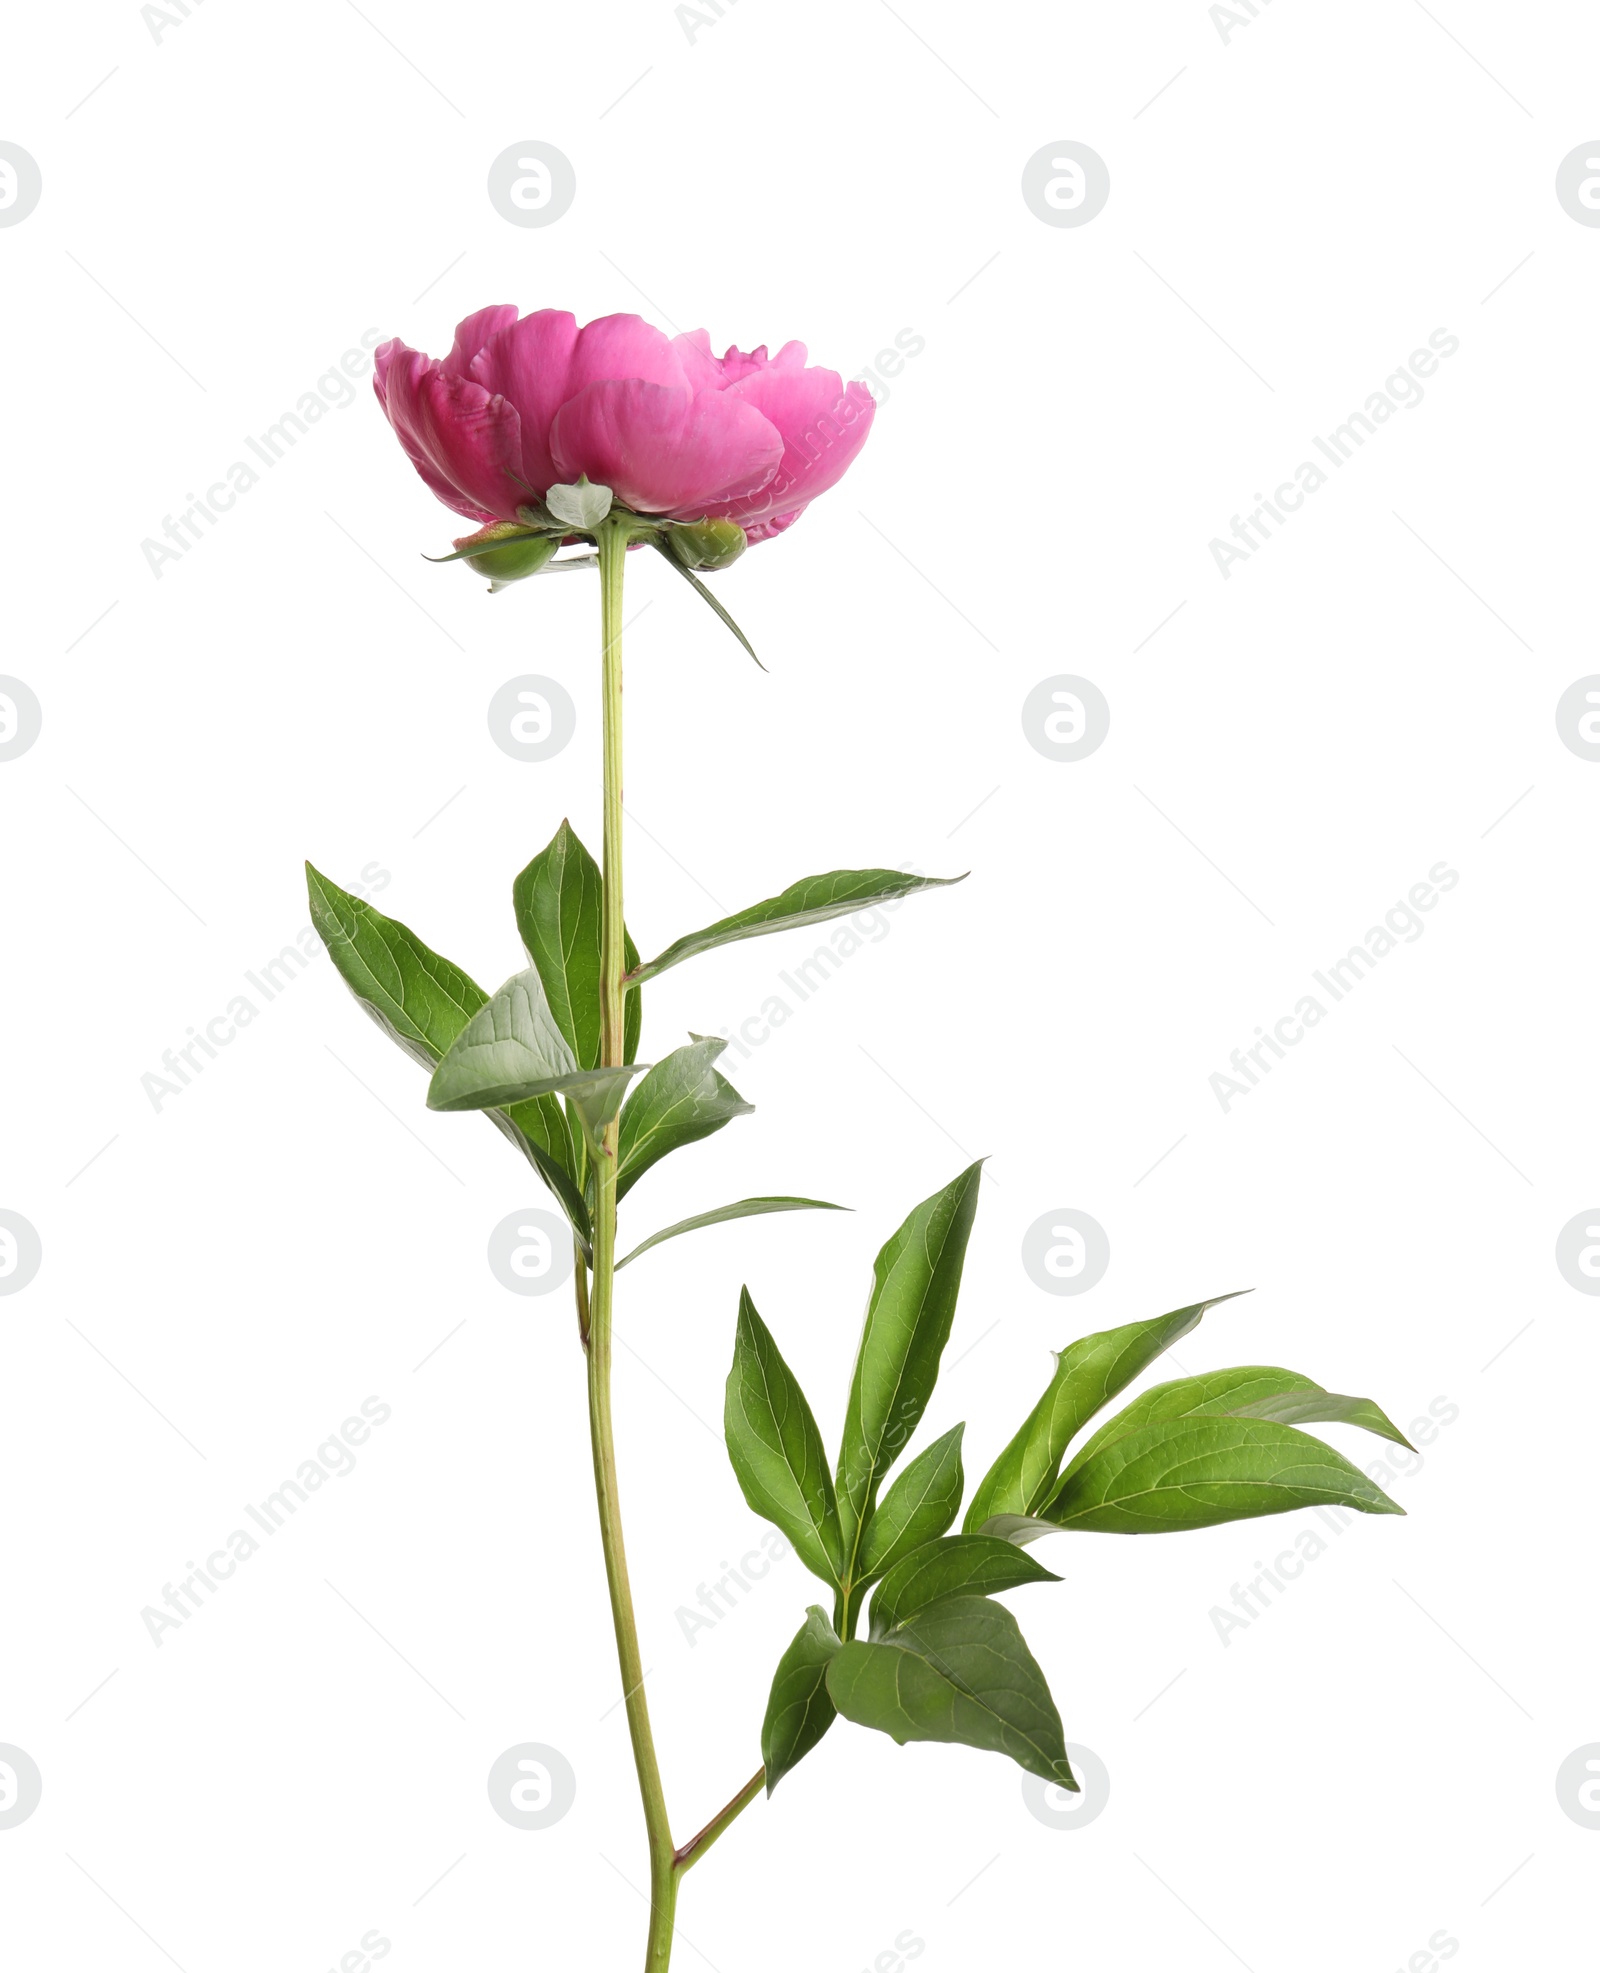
[{"x1": 588, "y1": 515, "x2": 679, "y2": 1968}]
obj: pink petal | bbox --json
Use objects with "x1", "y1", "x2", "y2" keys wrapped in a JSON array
[
  {"x1": 467, "y1": 309, "x2": 580, "y2": 496},
  {"x1": 374, "y1": 344, "x2": 496, "y2": 523},
  {"x1": 564, "y1": 313, "x2": 686, "y2": 399},
  {"x1": 441, "y1": 305, "x2": 520, "y2": 377},
  {"x1": 381, "y1": 346, "x2": 525, "y2": 523},
  {"x1": 671, "y1": 332, "x2": 810, "y2": 392},
  {"x1": 549, "y1": 379, "x2": 783, "y2": 516},
  {"x1": 745, "y1": 506, "x2": 807, "y2": 542},
  {"x1": 710, "y1": 368, "x2": 875, "y2": 529}
]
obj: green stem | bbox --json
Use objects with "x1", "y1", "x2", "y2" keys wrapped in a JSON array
[
  {"x1": 674, "y1": 1768, "x2": 765, "y2": 1876},
  {"x1": 587, "y1": 515, "x2": 679, "y2": 1970}
]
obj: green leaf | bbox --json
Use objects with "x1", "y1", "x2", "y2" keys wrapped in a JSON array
[
  {"x1": 835, "y1": 1164, "x2": 984, "y2": 1588},
  {"x1": 826, "y1": 1595, "x2": 1074, "y2": 1786},
  {"x1": 616, "y1": 1196, "x2": 847, "y2": 1271},
  {"x1": 762, "y1": 1608, "x2": 841, "y2": 1794},
  {"x1": 649, "y1": 536, "x2": 765, "y2": 669},
  {"x1": 1228, "y1": 1387, "x2": 1414, "y2": 1447},
  {"x1": 306, "y1": 865, "x2": 587, "y2": 1242},
  {"x1": 425, "y1": 966, "x2": 647, "y2": 1113},
  {"x1": 629, "y1": 869, "x2": 966, "y2": 986},
  {"x1": 1061, "y1": 1366, "x2": 1412, "y2": 1482},
  {"x1": 868, "y1": 1534, "x2": 1060, "y2": 1640},
  {"x1": 724, "y1": 1289, "x2": 842, "y2": 1586},
  {"x1": 962, "y1": 1293, "x2": 1247, "y2": 1534},
  {"x1": 855, "y1": 1423, "x2": 966, "y2": 1588},
  {"x1": 512, "y1": 821, "x2": 641, "y2": 1069},
  {"x1": 307, "y1": 861, "x2": 486, "y2": 1072},
  {"x1": 1042, "y1": 1416, "x2": 1406, "y2": 1533},
  {"x1": 615, "y1": 1037, "x2": 753, "y2": 1202}
]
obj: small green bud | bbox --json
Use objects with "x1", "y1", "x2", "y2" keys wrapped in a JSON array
[
  {"x1": 667, "y1": 518, "x2": 747, "y2": 571},
  {"x1": 452, "y1": 522, "x2": 560, "y2": 588}
]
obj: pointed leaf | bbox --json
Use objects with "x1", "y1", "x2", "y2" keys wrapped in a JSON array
[
  {"x1": 826, "y1": 1595, "x2": 1074, "y2": 1786},
  {"x1": 725, "y1": 1289, "x2": 842, "y2": 1586},
  {"x1": 426, "y1": 966, "x2": 647, "y2": 1112},
  {"x1": 629, "y1": 870, "x2": 966, "y2": 985},
  {"x1": 1228, "y1": 1387, "x2": 1413, "y2": 1447},
  {"x1": 1061, "y1": 1365, "x2": 1412, "y2": 1482},
  {"x1": 650, "y1": 537, "x2": 764, "y2": 668},
  {"x1": 616, "y1": 1037, "x2": 753, "y2": 1201},
  {"x1": 868, "y1": 1535, "x2": 1060, "y2": 1640},
  {"x1": 855, "y1": 1423, "x2": 966, "y2": 1588},
  {"x1": 306, "y1": 866, "x2": 587, "y2": 1240},
  {"x1": 762, "y1": 1607, "x2": 840, "y2": 1793},
  {"x1": 1043, "y1": 1416, "x2": 1405, "y2": 1533},
  {"x1": 512, "y1": 821, "x2": 641, "y2": 1069},
  {"x1": 616, "y1": 1196, "x2": 846, "y2": 1271},
  {"x1": 835, "y1": 1164, "x2": 984, "y2": 1588},
  {"x1": 307, "y1": 861, "x2": 485, "y2": 1072},
  {"x1": 962, "y1": 1293, "x2": 1248, "y2": 1534}
]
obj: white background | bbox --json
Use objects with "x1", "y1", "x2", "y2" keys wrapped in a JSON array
[{"x1": 3, "y1": 2, "x2": 1597, "y2": 1968}]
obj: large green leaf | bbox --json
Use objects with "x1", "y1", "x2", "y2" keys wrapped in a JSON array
[
  {"x1": 616, "y1": 1196, "x2": 846, "y2": 1271},
  {"x1": 425, "y1": 966, "x2": 646, "y2": 1115},
  {"x1": 629, "y1": 869, "x2": 966, "y2": 985},
  {"x1": 868, "y1": 1534, "x2": 1060, "y2": 1640},
  {"x1": 855, "y1": 1423, "x2": 966, "y2": 1588},
  {"x1": 724, "y1": 1289, "x2": 842, "y2": 1586},
  {"x1": 1042, "y1": 1416, "x2": 1405, "y2": 1533},
  {"x1": 512, "y1": 820, "x2": 641, "y2": 1068},
  {"x1": 962, "y1": 1293, "x2": 1246, "y2": 1534},
  {"x1": 306, "y1": 865, "x2": 587, "y2": 1240},
  {"x1": 615, "y1": 1037, "x2": 752, "y2": 1201},
  {"x1": 835, "y1": 1164, "x2": 984, "y2": 1590},
  {"x1": 826, "y1": 1595, "x2": 1074, "y2": 1786},
  {"x1": 761, "y1": 1607, "x2": 840, "y2": 1794},
  {"x1": 1060, "y1": 1365, "x2": 1411, "y2": 1483}
]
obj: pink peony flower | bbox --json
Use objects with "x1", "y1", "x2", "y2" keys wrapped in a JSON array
[{"x1": 375, "y1": 308, "x2": 876, "y2": 543}]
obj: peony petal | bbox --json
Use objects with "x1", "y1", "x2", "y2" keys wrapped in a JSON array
[
  {"x1": 441, "y1": 305, "x2": 520, "y2": 377},
  {"x1": 670, "y1": 332, "x2": 810, "y2": 393},
  {"x1": 382, "y1": 347, "x2": 525, "y2": 523},
  {"x1": 710, "y1": 368, "x2": 875, "y2": 529},
  {"x1": 564, "y1": 313, "x2": 686, "y2": 399},
  {"x1": 374, "y1": 344, "x2": 497, "y2": 523},
  {"x1": 549, "y1": 379, "x2": 783, "y2": 516},
  {"x1": 745, "y1": 505, "x2": 807, "y2": 542},
  {"x1": 467, "y1": 309, "x2": 579, "y2": 496}
]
